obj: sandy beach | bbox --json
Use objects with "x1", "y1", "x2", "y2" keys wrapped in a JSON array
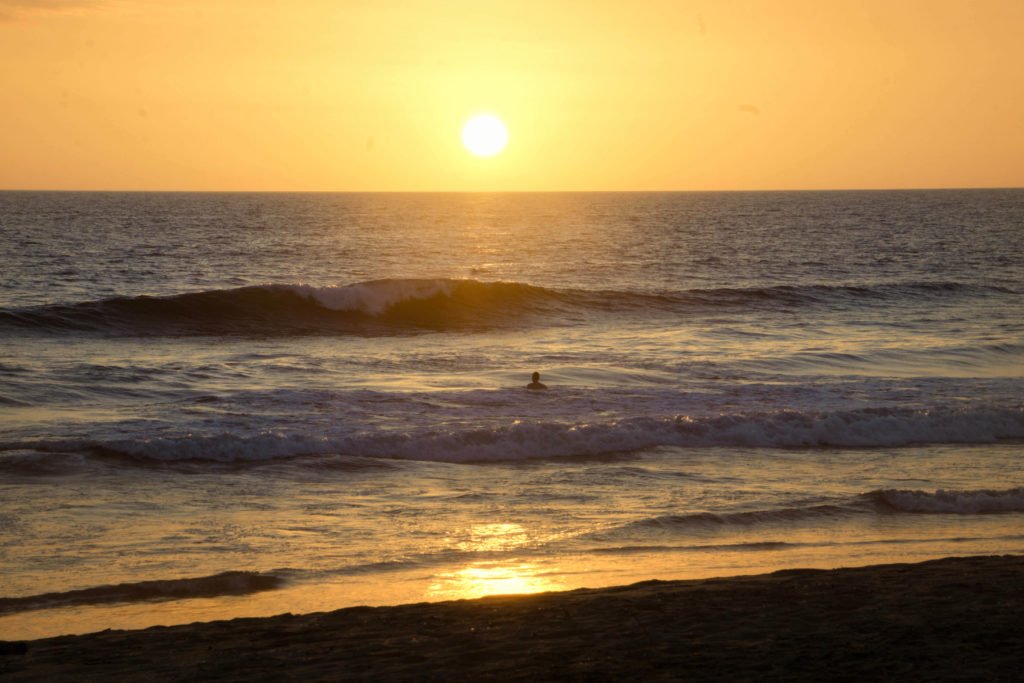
[{"x1": 2, "y1": 555, "x2": 1022, "y2": 681}]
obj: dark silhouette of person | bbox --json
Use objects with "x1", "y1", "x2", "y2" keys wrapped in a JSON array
[{"x1": 527, "y1": 371, "x2": 548, "y2": 390}]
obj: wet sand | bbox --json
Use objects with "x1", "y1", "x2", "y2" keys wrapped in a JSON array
[{"x1": 3, "y1": 555, "x2": 1022, "y2": 681}]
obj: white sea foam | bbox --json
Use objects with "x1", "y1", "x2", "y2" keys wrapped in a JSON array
[{"x1": 284, "y1": 280, "x2": 457, "y2": 315}]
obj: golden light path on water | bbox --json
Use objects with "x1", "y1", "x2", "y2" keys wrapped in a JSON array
[
  {"x1": 427, "y1": 562, "x2": 565, "y2": 601},
  {"x1": 428, "y1": 523, "x2": 566, "y2": 600}
]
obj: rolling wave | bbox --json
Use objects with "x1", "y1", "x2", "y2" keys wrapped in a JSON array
[
  {"x1": 594, "y1": 486, "x2": 1024, "y2": 538},
  {"x1": 868, "y1": 487, "x2": 1024, "y2": 514},
  {"x1": 6, "y1": 405, "x2": 1021, "y2": 465},
  {"x1": 0, "y1": 279, "x2": 566, "y2": 336},
  {"x1": 624, "y1": 505, "x2": 856, "y2": 529},
  {"x1": 0, "y1": 278, "x2": 1012, "y2": 336},
  {"x1": 0, "y1": 571, "x2": 284, "y2": 615}
]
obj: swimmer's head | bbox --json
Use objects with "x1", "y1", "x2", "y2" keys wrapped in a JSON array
[{"x1": 532, "y1": 371, "x2": 540, "y2": 382}]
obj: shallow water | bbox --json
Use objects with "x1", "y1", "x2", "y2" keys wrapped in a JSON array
[{"x1": 1, "y1": 190, "x2": 1022, "y2": 638}]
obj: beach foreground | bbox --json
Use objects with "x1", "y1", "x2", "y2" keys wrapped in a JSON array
[{"x1": 3, "y1": 555, "x2": 1022, "y2": 681}]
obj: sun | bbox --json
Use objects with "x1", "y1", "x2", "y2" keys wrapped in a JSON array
[{"x1": 461, "y1": 114, "x2": 508, "y2": 157}]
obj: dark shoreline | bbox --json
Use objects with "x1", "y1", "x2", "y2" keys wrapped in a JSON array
[{"x1": 3, "y1": 555, "x2": 1023, "y2": 681}]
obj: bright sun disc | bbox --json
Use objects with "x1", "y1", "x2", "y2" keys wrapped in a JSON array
[{"x1": 461, "y1": 114, "x2": 508, "y2": 157}]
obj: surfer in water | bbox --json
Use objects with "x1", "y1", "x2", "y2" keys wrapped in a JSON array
[{"x1": 527, "y1": 371, "x2": 548, "y2": 390}]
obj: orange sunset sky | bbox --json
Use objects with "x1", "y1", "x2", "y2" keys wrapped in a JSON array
[{"x1": 1, "y1": 0, "x2": 1022, "y2": 192}]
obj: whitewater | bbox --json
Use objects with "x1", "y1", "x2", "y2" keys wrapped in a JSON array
[{"x1": 1, "y1": 189, "x2": 1022, "y2": 639}]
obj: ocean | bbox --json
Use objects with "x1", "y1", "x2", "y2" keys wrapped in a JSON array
[{"x1": 1, "y1": 189, "x2": 1022, "y2": 639}]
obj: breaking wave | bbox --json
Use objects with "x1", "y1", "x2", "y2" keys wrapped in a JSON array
[
  {"x1": 0, "y1": 278, "x2": 1013, "y2": 336},
  {"x1": 7, "y1": 405, "x2": 1022, "y2": 465}
]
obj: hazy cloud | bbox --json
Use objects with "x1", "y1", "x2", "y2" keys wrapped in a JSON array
[
  {"x1": 738, "y1": 104, "x2": 761, "y2": 116},
  {"x1": 0, "y1": 0, "x2": 101, "y2": 21}
]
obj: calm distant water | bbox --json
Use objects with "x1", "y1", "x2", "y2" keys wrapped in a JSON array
[{"x1": 1, "y1": 190, "x2": 1022, "y2": 638}]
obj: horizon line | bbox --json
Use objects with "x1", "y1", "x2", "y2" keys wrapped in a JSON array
[{"x1": 1, "y1": 185, "x2": 1022, "y2": 194}]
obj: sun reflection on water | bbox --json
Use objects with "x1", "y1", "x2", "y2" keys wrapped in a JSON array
[
  {"x1": 427, "y1": 561, "x2": 564, "y2": 601},
  {"x1": 430, "y1": 523, "x2": 566, "y2": 600}
]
